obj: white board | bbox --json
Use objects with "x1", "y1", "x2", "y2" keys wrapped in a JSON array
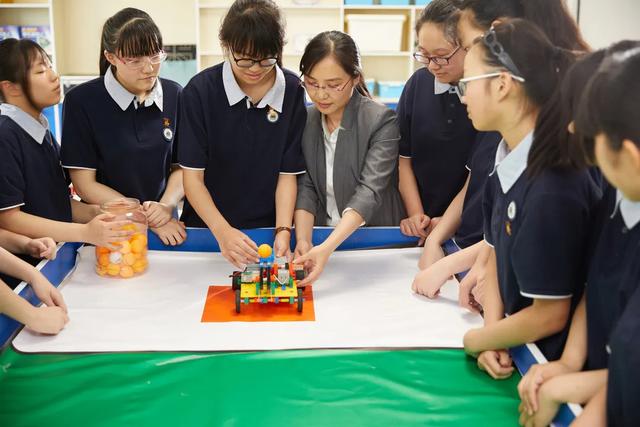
[{"x1": 13, "y1": 246, "x2": 482, "y2": 353}]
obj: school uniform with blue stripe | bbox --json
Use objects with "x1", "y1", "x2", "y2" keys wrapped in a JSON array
[{"x1": 482, "y1": 132, "x2": 601, "y2": 360}]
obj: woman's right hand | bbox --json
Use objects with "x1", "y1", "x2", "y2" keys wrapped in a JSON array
[
  {"x1": 294, "y1": 240, "x2": 313, "y2": 259},
  {"x1": 215, "y1": 226, "x2": 259, "y2": 269},
  {"x1": 84, "y1": 214, "x2": 134, "y2": 250}
]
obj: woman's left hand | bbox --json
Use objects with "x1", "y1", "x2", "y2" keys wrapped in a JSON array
[{"x1": 293, "y1": 244, "x2": 332, "y2": 286}]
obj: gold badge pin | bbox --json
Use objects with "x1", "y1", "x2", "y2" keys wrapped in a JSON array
[
  {"x1": 267, "y1": 108, "x2": 279, "y2": 123},
  {"x1": 506, "y1": 221, "x2": 512, "y2": 236}
]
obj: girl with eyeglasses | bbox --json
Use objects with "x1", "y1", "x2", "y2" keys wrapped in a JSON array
[
  {"x1": 460, "y1": 20, "x2": 601, "y2": 377},
  {"x1": 404, "y1": 0, "x2": 501, "y2": 309},
  {"x1": 417, "y1": 0, "x2": 592, "y2": 314},
  {"x1": 291, "y1": 31, "x2": 405, "y2": 285},
  {"x1": 60, "y1": 8, "x2": 186, "y2": 247},
  {"x1": 398, "y1": 0, "x2": 501, "y2": 266},
  {"x1": 178, "y1": 0, "x2": 306, "y2": 267}
]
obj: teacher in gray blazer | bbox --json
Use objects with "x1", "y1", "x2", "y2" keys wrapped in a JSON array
[{"x1": 293, "y1": 31, "x2": 406, "y2": 285}]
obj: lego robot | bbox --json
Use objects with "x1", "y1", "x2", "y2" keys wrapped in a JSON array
[{"x1": 231, "y1": 244, "x2": 306, "y2": 313}]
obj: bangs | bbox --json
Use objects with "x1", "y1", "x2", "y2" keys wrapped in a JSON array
[
  {"x1": 115, "y1": 18, "x2": 163, "y2": 58},
  {"x1": 24, "y1": 41, "x2": 51, "y2": 68},
  {"x1": 220, "y1": 3, "x2": 284, "y2": 60}
]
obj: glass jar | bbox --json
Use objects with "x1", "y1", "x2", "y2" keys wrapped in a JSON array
[{"x1": 95, "y1": 198, "x2": 148, "y2": 278}]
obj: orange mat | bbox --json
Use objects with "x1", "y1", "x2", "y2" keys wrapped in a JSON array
[{"x1": 201, "y1": 285, "x2": 316, "y2": 322}]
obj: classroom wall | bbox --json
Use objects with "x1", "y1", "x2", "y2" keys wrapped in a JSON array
[
  {"x1": 44, "y1": 0, "x2": 640, "y2": 75},
  {"x1": 53, "y1": 0, "x2": 196, "y2": 75},
  {"x1": 578, "y1": 0, "x2": 640, "y2": 49}
]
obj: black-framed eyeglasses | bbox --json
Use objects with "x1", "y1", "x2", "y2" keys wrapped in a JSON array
[
  {"x1": 230, "y1": 51, "x2": 278, "y2": 68},
  {"x1": 301, "y1": 78, "x2": 352, "y2": 95},
  {"x1": 413, "y1": 45, "x2": 461, "y2": 66},
  {"x1": 482, "y1": 28, "x2": 523, "y2": 77}
]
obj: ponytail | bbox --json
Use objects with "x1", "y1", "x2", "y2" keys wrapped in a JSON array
[{"x1": 477, "y1": 19, "x2": 583, "y2": 176}]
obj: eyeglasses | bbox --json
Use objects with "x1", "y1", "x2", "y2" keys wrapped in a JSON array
[
  {"x1": 482, "y1": 28, "x2": 523, "y2": 77},
  {"x1": 111, "y1": 51, "x2": 167, "y2": 70},
  {"x1": 230, "y1": 52, "x2": 278, "y2": 68},
  {"x1": 457, "y1": 72, "x2": 525, "y2": 97},
  {"x1": 413, "y1": 45, "x2": 461, "y2": 66},
  {"x1": 302, "y1": 79, "x2": 352, "y2": 95}
]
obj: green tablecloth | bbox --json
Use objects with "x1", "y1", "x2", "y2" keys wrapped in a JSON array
[{"x1": 0, "y1": 347, "x2": 520, "y2": 427}]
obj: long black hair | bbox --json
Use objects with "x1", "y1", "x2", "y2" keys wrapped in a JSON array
[
  {"x1": 0, "y1": 38, "x2": 51, "y2": 109},
  {"x1": 475, "y1": 19, "x2": 583, "y2": 176},
  {"x1": 299, "y1": 31, "x2": 371, "y2": 98},
  {"x1": 576, "y1": 42, "x2": 640, "y2": 154},
  {"x1": 219, "y1": 0, "x2": 285, "y2": 67},
  {"x1": 458, "y1": 0, "x2": 589, "y2": 52},
  {"x1": 99, "y1": 8, "x2": 163, "y2": 76}
]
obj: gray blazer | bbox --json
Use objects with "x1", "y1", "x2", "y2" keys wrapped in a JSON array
[{"x1": 296, "y1": 91, "x2": 406, "y2": 226}]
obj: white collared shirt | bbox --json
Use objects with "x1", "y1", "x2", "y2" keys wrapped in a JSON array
[
  {"x1": 222, "y1": 60, "x2": 285, "y2": 113},
  {"x1": 0, "y1": 103, "x2": 49, "y2": 144},
  {"x1": 490, "y1": 131, "x2": 534, "y2": 194},
  {"x1": 434, "y1": 77, "x2": 461, "y2": 100},
  {"x1": 322, "y1": 115, "x2": 342, "y2": 226},
  {"x1": 613, "y1": 190, "x2": 640, "y2": 229},
  {"x1": 104, "y1": 66, "x2": 164, "y2": 112}
]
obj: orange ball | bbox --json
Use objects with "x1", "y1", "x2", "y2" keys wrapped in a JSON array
[
  {"x1": 95, "y1": 266, "x2": 107, "y2": 276},
  {"x1": 98, "y1": 253, "x2": 110, "y2": 267},
  {"x1": 96, "y1": 246, "x2": 110, "y2": 256},
  {"x1": 134, "y1": 233, "x2": 148, "y2": 246},
  {"x1": 123, "y1": 253, "x2": 136, "y2": 266},
  {"x1": 119, "y1": 240, "x2": 132, "y2": 254},
  {"x1": 131, "y1": 238, "x2": 145, "y2": 254},
  {"x1": 258, "y1": 244, "x2": 272, "y2": 259},
  {"x1": 107, "y1": 263, "x2": 120, "y2": 276},
  {"x1": 119, "y1": 266, "x2": 134, "y2": 278},
  {"x1": 132, "y1": 259, "x2": 148, "y2": 273}
]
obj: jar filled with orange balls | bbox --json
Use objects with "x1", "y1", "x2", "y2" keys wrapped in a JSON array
[{"x1": 95, "y1": 198, "x2": 148, "y2": 278}]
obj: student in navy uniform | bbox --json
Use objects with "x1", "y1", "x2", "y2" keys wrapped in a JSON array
[
  {"x1": 460, "y1": 21, "x2": 601, "y2": 377},
  {"x1": 594, "y1": 50, "x2": 640, "y2": 427},
  {"x1": 60, "y1": 8, "x2": 186, "y2": 246},
  {"x1": 292, "y1": 31, "x2": 405, "y2": 285},
  {"x1": 398, "y1": 0, "x2": 477, "y2": 241},
  {"x1": 416, "y1": 0, "x2": 593, "y2": 312},
  {"x1": 179, "y1": 0, "x2": 306, "y2": 268},
  {"x1": 518, "y1": 44, "x2": 640, "y2": 427},
  {"x1": 0, "y1": 39, "x2": 133, "y2": 286}
]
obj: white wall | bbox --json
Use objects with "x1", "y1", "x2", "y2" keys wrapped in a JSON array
[{"x1": 578, "y1": 0, "x2": 640, "y2": 49}]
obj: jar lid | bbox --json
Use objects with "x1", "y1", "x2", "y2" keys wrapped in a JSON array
[{"x1": 100, "y1": 197, "x2": 141, "y2": 215}]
